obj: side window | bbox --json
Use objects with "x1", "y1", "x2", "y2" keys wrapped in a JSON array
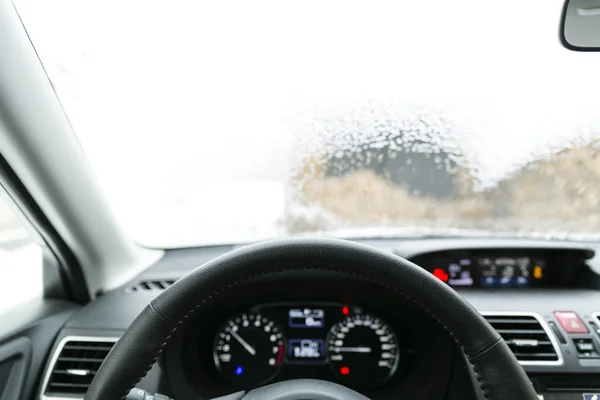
[{"x1": 0, "y1": 194, "x2": 42, "y2": 311}]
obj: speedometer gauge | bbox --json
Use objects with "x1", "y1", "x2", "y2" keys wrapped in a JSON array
[
  {"x1": 213, "y1": 313, "x2": 285, "y2": 387},
  {"x1": 327, "y1": 314, "x2": 399, "y2": 386}
]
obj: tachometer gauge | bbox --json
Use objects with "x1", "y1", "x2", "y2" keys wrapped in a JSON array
[
  {"x1": 213, "y1": 313, "x2": 285, "y2": 387},
  {"x1": 327, "y1": 314, "x2": 399, "y2": 386}
]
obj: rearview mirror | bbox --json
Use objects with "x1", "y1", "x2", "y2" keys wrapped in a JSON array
[{"x1": 561, "y1": 0, "x2": 600, "y2": 50}]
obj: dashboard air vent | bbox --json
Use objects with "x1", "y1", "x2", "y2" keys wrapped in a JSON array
[
  {"x1": 483, "y1": 314, "x2": 561, "y2": 365},
  {"x1": 126, "y1": 279, "x2": 175, "y2": 293},
  {"x1": 42, "y1": 337, "x2": 117, "y2": 398}
]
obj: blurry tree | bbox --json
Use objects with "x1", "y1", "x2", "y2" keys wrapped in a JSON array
[
  {"x1": 284, "y1": 102, "x2": 481, "y2": 233},
  {"x1": 315, "y1": 103, "x2": 476, "y2": 198},
  {"x1": 487, "y1": 139, "x2": 600, "y2": 232}
]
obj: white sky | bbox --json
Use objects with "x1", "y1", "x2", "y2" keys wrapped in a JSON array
[{"x1": 12, "y1": 0, "x2": 600, "y2": 245}]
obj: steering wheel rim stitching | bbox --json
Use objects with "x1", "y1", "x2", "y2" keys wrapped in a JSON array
[{"x1": 120, "y1": 266, "x2": 492, "y2": 400}]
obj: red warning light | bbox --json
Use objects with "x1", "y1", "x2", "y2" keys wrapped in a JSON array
[
  {"x1": 342, "y1": 306, "x2": 350, "y2": 316},
  {"x1": 432, "y1": 268, "x2": 449, "y2": 283},
  {"x1": 340, "y1": 366, "x2": 350, "y2": 375}
]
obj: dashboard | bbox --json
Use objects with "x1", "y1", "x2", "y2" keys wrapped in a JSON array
[{"x1": 38, "y1": 238, "x2": 600, "y2": 400}]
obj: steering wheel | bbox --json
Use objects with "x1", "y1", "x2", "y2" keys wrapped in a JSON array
[{"x1": 85, "y1": 238, "x2": 538, "y2": 400}]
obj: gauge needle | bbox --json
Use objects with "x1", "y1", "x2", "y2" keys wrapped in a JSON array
[
  {"x1": 331, "y1": 347, "x2": 372, "y2": 353},
  {"x1": 227, "y1": 329, "x2": 256, "y2": 356}
]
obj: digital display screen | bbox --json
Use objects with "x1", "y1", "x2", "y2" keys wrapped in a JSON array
[
  {"x1": 447, "y1": 259, "x2": 474, "y2": 286},
  {"x1": 288, "y1": 338, "x2": 325, "y2": 361},
  {"x1": 289, "y1": 308, "x2": 325, "y2": 328},
  {"x1": 479, "y1": 256, "x2": 532, "y2": 287},
  {"x1": 251, "y1": 304, "x2": 346, "y2": 365},
  {"x1": 430, "y1": 254, "x2": 546, "y2": 288}
]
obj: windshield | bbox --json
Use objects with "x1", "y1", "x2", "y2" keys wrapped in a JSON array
[{"x1": 13, "y1": 0, "x2": 600, "y2": 246}]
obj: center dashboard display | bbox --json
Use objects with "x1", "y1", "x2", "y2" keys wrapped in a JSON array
[
  {"x1": 287, "y1": 308, "x2": 326, "y2": 362},
  {"x1": 430, "y1": 254, "x2": 546, "y2": 288}
]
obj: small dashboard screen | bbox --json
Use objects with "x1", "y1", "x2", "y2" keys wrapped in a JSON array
[
  {"x1": 289, "y1": 308, "x2": 325, "y2": 328},
  {"x1": 447, "y1": 258, "x2": 475, "y2": 286},
  {"x1": 430, "y1": 253, "x2": 546, "y2": 288},
  {"x1": 247, "y1": 304, "x2": 362, "y2": 366},
  {"x1": 479, "y1": 256, "x2": 533, "y2": 287},
  {"x1": 286, "y1": 308, "x2": 327, "y2": 362},
  {"x1": 287, "y1": 338, "x2": 325, "y2": 361}
]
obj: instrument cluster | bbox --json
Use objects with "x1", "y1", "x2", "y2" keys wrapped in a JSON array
[{"x1": 212, "y1": 302, "x2": 400, "y2": 389}]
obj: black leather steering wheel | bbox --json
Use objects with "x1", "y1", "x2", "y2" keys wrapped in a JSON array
[{"x1": 85, "y1": 238, "x2": 538, "y2": 400}]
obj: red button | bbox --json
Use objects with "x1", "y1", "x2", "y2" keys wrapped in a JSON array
[{"x1": 554, "y1": 311, "x2": 588, "y2": 333}]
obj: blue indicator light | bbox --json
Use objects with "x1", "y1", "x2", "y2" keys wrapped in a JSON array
[{"x1": 235, "y1": 366, "x2": 243, "y2": 375}]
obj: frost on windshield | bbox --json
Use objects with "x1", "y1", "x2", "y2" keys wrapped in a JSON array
[{"x1": 285, "y1": 102, "x2": 600, "y2": 240}]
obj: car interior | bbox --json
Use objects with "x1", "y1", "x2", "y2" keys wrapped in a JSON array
[{"x1": 0, "y1": 0, "x2": 600, "y2": 399}]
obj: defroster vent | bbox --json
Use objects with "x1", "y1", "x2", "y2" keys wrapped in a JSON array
[{"x1": 126, "y1": 279, "x2": 175, "y2": 293}]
